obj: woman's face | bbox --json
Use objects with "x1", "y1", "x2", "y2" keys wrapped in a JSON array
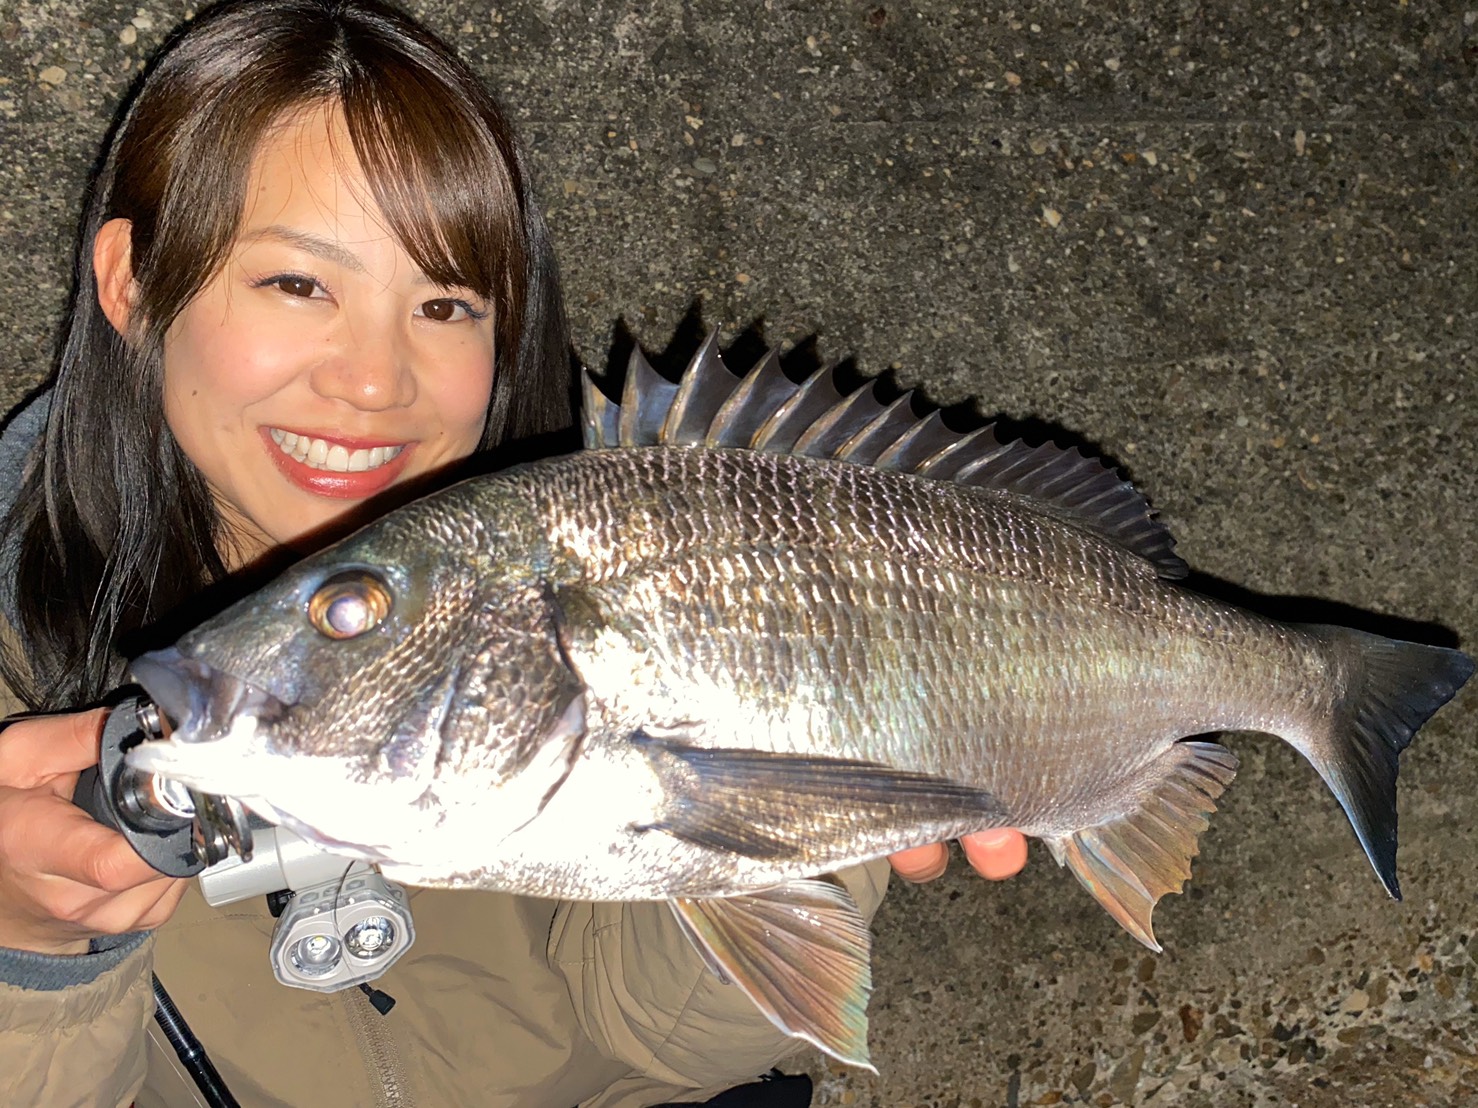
[{"x1": 159, "y1": 103, "x2": 496, "y2": 565}]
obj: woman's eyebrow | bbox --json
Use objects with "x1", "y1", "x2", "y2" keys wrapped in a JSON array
[
  {"x1": 241, "y1": 225, "x2": 471, "y2": 290},
  {"x1": 242, "y1": 226, "x2": 368, "y2": 273},
  {"x1": 239, "y1": 226, "x2": 475, "y2": 292}
]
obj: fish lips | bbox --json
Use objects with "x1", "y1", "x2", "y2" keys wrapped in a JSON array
[{"x1": 132, "y1": 646, "x2": 289, "y2": 744}]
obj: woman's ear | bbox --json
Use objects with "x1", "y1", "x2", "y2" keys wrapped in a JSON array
[{"x1": 93, "y1": 218, "x2": 136, "y2": 336}]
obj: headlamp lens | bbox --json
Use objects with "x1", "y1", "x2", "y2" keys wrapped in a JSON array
[
  {"x1": 289, "y1": 933, "x2": 342, "y2": 976},
  {"x1": 344, "y1": 916, "x2": 396, "y2": 959}
]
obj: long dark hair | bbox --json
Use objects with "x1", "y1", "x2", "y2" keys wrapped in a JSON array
[{"x1": 2, "y1": 0, "x2": 571, "y2": 710}]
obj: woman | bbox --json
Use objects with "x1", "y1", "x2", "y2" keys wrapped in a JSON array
[{"x1": 0, "y1": 1, "x2": 1026, "y2": 1104}]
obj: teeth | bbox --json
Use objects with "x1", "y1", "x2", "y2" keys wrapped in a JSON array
[{"x1": 270, "y1": 429, "x2": 404, "y2": 473}]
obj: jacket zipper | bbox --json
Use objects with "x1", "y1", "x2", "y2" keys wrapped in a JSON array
[{"x1": 342, "y1": 988, "x2": 410, "y2": 1107}]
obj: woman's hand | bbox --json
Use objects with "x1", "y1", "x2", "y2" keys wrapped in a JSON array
[
  {"x1": 0, "y1": 709, "x2": 188, "y2": 955},
  {"x1": 888, "y1": 829, "x2": 1028, "y2": 883}
]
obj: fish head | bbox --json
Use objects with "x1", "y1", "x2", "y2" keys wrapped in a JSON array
[{"x1": 126, "y1": 488, "x2": 588, "y2": 868}]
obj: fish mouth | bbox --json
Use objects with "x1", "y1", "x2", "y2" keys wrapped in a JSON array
[
  {"x1": 127, "y1": 648, "x2": 431, "y2": 862},
  {"x1": 131, "y1": 646, "x2": 289, "y2": 745},
  {"x1": 126, "y1": 647, "x2": 292, "y2": 800}
]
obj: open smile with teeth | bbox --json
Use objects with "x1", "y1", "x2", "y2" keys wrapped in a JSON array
[{"x1": 269, "y1": 429, "x2": 406, "y2": 473}]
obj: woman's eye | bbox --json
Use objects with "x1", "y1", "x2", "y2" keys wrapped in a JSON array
[
  {"x1": 417, "y1": 296, "x2": 488, "y2": 323},
  {"x1": 269, "y1": 275, "x2": 322, "y2": 298},
  {"x1": 419, "y1": 298, "x2": 467, "y2": 322}
]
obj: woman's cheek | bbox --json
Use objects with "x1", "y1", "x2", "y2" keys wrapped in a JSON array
[
  {"x1": 165, "y1": 296, "x2": 298, "y2": 403},
  {"x1": 210, "y1": 313, "x2": 325, "y2": 407},
  {"x1": 428, "y1": 331, "x2": 496, "y2": 433}
]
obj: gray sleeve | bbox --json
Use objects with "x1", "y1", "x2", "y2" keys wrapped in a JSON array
[
  {"x1": 0, "y1": 931, "x2": 150, "y2": 991},
  {"x1": 0, "y1": 390, "x2": 50, "y2": 627},
  {"x1": 0, "y1": 390, "x2": 48, "y2": 486},
  {"x1": 0, "y1": 932, "x2": 153, "y2": 1108}
]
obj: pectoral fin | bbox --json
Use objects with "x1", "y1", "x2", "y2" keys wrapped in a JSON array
[
  {"x1": 1047, "y1": 741, "x2": 1238, "y2": 951},
  {"x1": 670, "y1": 879, "x2": 876, "y2": 1070},
  {"x1": 635, "y1": 732, "x2": 1004, "y2": 862}
]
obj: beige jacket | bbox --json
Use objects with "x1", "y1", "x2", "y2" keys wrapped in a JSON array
[{"x1": 2, "y1": 846, "x2": 888, "y2": 1107}]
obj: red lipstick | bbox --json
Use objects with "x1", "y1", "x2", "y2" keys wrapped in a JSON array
[{"x1": 261, "y1": 428, "x2": 414, "y2": 499}]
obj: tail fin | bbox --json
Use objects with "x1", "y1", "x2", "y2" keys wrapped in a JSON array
[{"x1": 1296, "y1": 625, "x2": 1474, "y2": 900}]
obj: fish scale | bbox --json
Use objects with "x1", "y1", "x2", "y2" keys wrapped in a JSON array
[{"x1": 126, "y1": 335, "x2": 1474, "y2": 1069}]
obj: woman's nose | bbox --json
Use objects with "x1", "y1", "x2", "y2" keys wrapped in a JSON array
[{"x1": 310, "y1": 328, "x2": 417, "y2": 411}]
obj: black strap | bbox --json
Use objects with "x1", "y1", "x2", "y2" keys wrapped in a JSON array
[{"x1": 650, "y1": 1069, "x2": 813, "y2": 1107}]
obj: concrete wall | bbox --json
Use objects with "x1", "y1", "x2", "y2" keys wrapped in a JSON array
[{"x1": 2, "y1": 2, "x2": 1474, "y2": 1104}]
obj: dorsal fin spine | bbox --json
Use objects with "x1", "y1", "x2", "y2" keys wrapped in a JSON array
[
  {"x1": 752, "y1": 366, "x2": 845, "y2": 454},
  {"x1": 582, "y1": 373, "x2": 612, "y2": 449},
  {"x1": 835, "y1": 394, "x2": 918, "y2": 466},
  {"x1": 792, "y1": 383, "x2": 878, "y2": 458},
  {"x1": 664, "y1": 332, "x2": 736, "y2": 445},
  {"x1": 581, "y1": 332, "x2": 1187, "y2": 578},
  {"x1": 873, "y1": 410, "x2": 946, "y2": 472},
  {"x1": 620, "y1": 348, "x2": 676, "y2": 449},
  {"x1": 916, "y1": 425, "x2": 1000, "y2": 480},
  {"x1": 708, "y1": 347, "x2": 790, "y2": 447}
]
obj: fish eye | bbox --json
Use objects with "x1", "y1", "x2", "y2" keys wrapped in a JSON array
[{"x1": 308, "y1": 570, "x2": 392, "y2": 640}]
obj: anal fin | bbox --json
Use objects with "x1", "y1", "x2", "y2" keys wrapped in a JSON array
[
  {"x1": 1046, "y1": 741, "x2": 1238, "y2": 952},
  {"x1": 670, "y1": 878, "x2": 876, "y2": 1071}
]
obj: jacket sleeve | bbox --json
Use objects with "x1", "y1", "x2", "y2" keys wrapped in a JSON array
[
  {"x1": 549, "y1": 860, "x2": 891, "y2": 1108},
  {"x1": 0, "y1": 390, "x2": 48, "y2": 634},
  {"x1": 0, "y1": 934, "x2": 155, "y2": 1108}
]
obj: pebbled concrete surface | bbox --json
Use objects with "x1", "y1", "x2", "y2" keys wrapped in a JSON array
[{"x1": 2, "y1": 2, "x2": 1474, "y2": 1105}]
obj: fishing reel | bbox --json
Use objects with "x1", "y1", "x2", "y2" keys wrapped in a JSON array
[{"x1": 76, "y1": 694, "x2": 415, "y2": 994}]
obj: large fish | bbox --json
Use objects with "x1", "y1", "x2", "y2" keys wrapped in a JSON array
[{"x1": 127, "y1": 336, "x2": 1473, "y2": 1067}]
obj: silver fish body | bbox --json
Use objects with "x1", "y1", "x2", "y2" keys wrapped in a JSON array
[
  {"x1": 495, "y1": 447, "x2": 1315, "y2": 881},
  {"x1": 127, "y1": 338, "x2": 1474, "y2": 1067}
]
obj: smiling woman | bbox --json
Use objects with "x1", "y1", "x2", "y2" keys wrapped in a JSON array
[
  {"x1": 5, "y1": 0, "x2": 566, "y2": 710},
  {"x1": 94, "y1": 103, "x2": 501, "y2": 566}
]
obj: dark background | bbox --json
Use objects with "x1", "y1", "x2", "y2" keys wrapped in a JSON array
[{"x1": 2, "y1": 2, "x2": 1474, "y2": 1104}]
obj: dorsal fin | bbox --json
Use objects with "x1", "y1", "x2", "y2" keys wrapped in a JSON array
[{"x1": 582, "y1": 336, "x2": 1187, "y2": 578}]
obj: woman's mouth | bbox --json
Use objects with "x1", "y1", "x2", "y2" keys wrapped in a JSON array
[
  {"x1": 263, "y1": 428, "x2": 414, "y2": 498},
  {"x1": 269, "y1": 429, "x2": 406, "y2": 473}
]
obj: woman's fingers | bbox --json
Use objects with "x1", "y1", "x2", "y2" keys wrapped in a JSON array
[
  {"x1": 0, "y1": 708, "x2": 189, "y2": 953},
  {"x1": 0, "y1": 708, "x2": 109, "y2": 792},
  {"x1": 888, "y1": 829, "x2": 1030, "y2": 883},
  {"x1": 0, "y1": 792, "x2": 188, "y2": 951},
  {"x1": 960, "y1": 828, "x2": 1029, "y2": 880},
  {"x1": 43, "y1": 870, "x2": 189, "y2": 936},
  {"x1": 0, "y1": 780, "x2": 155, "y2": 885},
  {"x1": 887, "y1": 842, "x2": 949, "y2": 883},
  {"x1": 2, "y1": 870, "x2": 188, "y2": 954}
]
